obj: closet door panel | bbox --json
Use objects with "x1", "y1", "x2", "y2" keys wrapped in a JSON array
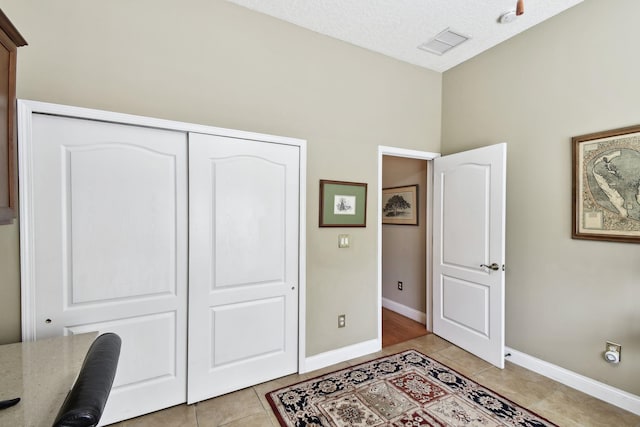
[
  {"x1": 213, "y1": 156, "x2": 286, "y2": 287},
  {"x1": 67, "y1": 144, "x2": 177, "y2": 302},
  {"x1": 188, "y1": 132, "x2": 299, "y2": 403},
  {"x1": 211, "y1": 297, "x2": 285, "y2": 365},
  {"x1": 66, "y1": 311, "x2": 178, "y2": 386},
  {"x1": 28, "y1": 113, "x2": 188, "y2": 425}
]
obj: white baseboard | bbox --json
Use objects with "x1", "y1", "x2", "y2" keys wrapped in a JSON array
[
  {"x1": 505, "y1": 347, "x2": 640, "y2": 416},
  {"x1": 302, "y1": 339, "x2": 380, "y2": 374},
  {"x1": 382, "y1": 297, "x2": 426, "y2": 325}
]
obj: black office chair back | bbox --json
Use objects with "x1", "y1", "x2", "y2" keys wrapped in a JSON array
[{"x1": 52, "y1": 333, "x2": 122, "y2": 427}]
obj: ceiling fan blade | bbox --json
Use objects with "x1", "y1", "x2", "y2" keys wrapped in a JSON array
[{"x1": 516, "y1": 0, "x2": 525, "y2": 16}]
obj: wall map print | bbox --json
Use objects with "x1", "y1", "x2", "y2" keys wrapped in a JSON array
[{"x1": 573, "y1": 125, "x2": 640, "y2": 243}]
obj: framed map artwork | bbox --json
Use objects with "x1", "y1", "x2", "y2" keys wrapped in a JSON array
[{"x1": 572, "y1": 125, "x2": 640, "y2": 243}]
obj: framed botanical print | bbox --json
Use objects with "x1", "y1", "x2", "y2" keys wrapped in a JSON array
[
  {"x1": 382, "y1": 185, "x2": 418, "y2": 225},
  {"x1": 319, "y1": 180, "x2": 367, "y2": 227}
]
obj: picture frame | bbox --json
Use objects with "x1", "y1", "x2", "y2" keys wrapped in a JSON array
[
  {"x1": 319, "y1": 180, "x2": 367, "y2": 227},
  {"x1": 382, "y1": 184, "x2": 418, "y2": 225},
  {"x1": 572, "y1": 124, "x2": 640, "y2": 243}
]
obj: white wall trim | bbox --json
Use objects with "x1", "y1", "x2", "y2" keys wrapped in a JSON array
[
  {"x1": 505, "y1": 347, "x2": 640, "y2": 416},
  {"x1": 378, "y1": 145, "x2": 440, "y2": 160},
  {"x1": 302, "y1": 339, "x2": 380, "y2": 374},
  {"x1": 297, "y1": 139, "x2": 308, "y2": 375},
  {"x1": 377, "y1": 145, "x2": 440, "y2": 342},
  {"x1": 17, "y1": 101, "x2": 37, "y2": 341},
  {"x1": 424, "y1": 161, "x2": 434, "y2": 332},
  {"x1": 382, "y1": 297, "x2": 426, "y2": 325},
  {"x1": 16, "y1": 100, "x2": 305, "y2": 146}
]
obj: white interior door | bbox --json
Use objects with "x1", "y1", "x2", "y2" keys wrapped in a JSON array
[
  {"x1": 25, "y1": 113, "x2": 188, "y2": 424},
  {"x1": 187, "y1": 133, "x2": 300, "y2": 403},
  {"x1": 432, "y1": 143, "x2": 506, "y2": 368}
]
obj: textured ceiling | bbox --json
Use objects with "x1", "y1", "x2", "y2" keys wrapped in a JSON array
[{"x1": 225, "y1": 0, "x2": 583, "y2": 72}]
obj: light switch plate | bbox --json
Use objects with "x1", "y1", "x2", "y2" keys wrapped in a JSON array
[{"x1": 338, "y1": 234, "x2": 350, "y2": 248}]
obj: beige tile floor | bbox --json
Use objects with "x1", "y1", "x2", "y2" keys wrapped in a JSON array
[{"x1": 111, "y1": 335, "x2": 640, "y2": 426}]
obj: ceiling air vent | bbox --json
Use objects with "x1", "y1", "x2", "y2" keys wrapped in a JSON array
[{"x1": 418, "y1": 28, "x2": 470, "y2": 55}]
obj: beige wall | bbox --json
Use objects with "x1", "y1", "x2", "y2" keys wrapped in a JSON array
[
  {"x1": 442, "y1": 0, "x2": 640, "y2": 395},
  {"x1": 2, "y1": 0, "x2": 638, "y2": 401},
  {"x1": 0, "y1": 222, "x2": 20, "y2": 345},
  {"x1": 0, "y1": 1, "x2": 442, "y2": 354},
  {"x1": 382, "y1": 156, "x2": 427, "y2": 313}
]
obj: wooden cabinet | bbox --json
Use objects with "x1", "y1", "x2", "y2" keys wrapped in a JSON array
[{"x1": 0, "y1": 10, "x2": 26, "y2": 225}]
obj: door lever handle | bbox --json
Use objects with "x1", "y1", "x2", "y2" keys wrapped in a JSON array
[{"x1": 480, "y1": 263, "x2": 500, "y2": 271}]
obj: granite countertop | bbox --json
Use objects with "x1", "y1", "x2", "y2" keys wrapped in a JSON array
[{"x1": 0, "y1": 332, "x2": 97, "y2": 427}]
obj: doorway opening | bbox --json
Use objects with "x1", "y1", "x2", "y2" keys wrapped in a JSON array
[
  {"x1": 382, "y1": 307, "x2": 427, "y2": 347},
  {"x1": 377, "y1": 146, "x2": 440, "y2": 348}
]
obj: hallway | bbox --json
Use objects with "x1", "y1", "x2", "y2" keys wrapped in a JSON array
[{"x1": 381, "y1": 307, "x2": 428, "y2": 347}]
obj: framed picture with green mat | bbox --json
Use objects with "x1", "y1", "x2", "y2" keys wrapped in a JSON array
[{"x1": 319, "y1": 180, "x2": 367, "y2": 227}]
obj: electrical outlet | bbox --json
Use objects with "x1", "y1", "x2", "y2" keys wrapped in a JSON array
[
  {"x1": 397, "y1": 281, "x2": 403, "y2": 291},
  {"x1": 338, "y1": 314, "x2": 346, "y2": 328},
  {"x1": 606, "y1": 341, "x2": 622, "y2": 355},
  {"x1": 338, "y1": 234, "x2": 350, "y2": 248}
]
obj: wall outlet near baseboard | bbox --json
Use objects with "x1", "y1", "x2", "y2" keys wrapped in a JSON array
[
  {"x1": 397, "y1": 281, "x2": 403, "y2": 291},
  {"x1": 338, "y1": 314, "x2": 346, "y2": 328},
  {"x1": 605, "y1": 341, "x2": 621, "y2": 362}
]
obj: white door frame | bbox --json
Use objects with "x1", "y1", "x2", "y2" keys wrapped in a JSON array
[
  {"x1": 377, "y1": 146, "x2": 440, "y2": 343},
  {"x1": 17, "y1": 99, "x2": 308, "y2": 373}
]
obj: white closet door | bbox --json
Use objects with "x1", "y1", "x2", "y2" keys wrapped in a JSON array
[
  {"x1": 28, "y1": 114, "x2": 188, "y2": 424},
  {"x1": 188, "y1": 132, "x2": 299, "y2": 403}
]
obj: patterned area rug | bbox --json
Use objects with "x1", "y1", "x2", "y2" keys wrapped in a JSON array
[{"x1": 266, "y1": 349, "x2": 557, "y2": 427}]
